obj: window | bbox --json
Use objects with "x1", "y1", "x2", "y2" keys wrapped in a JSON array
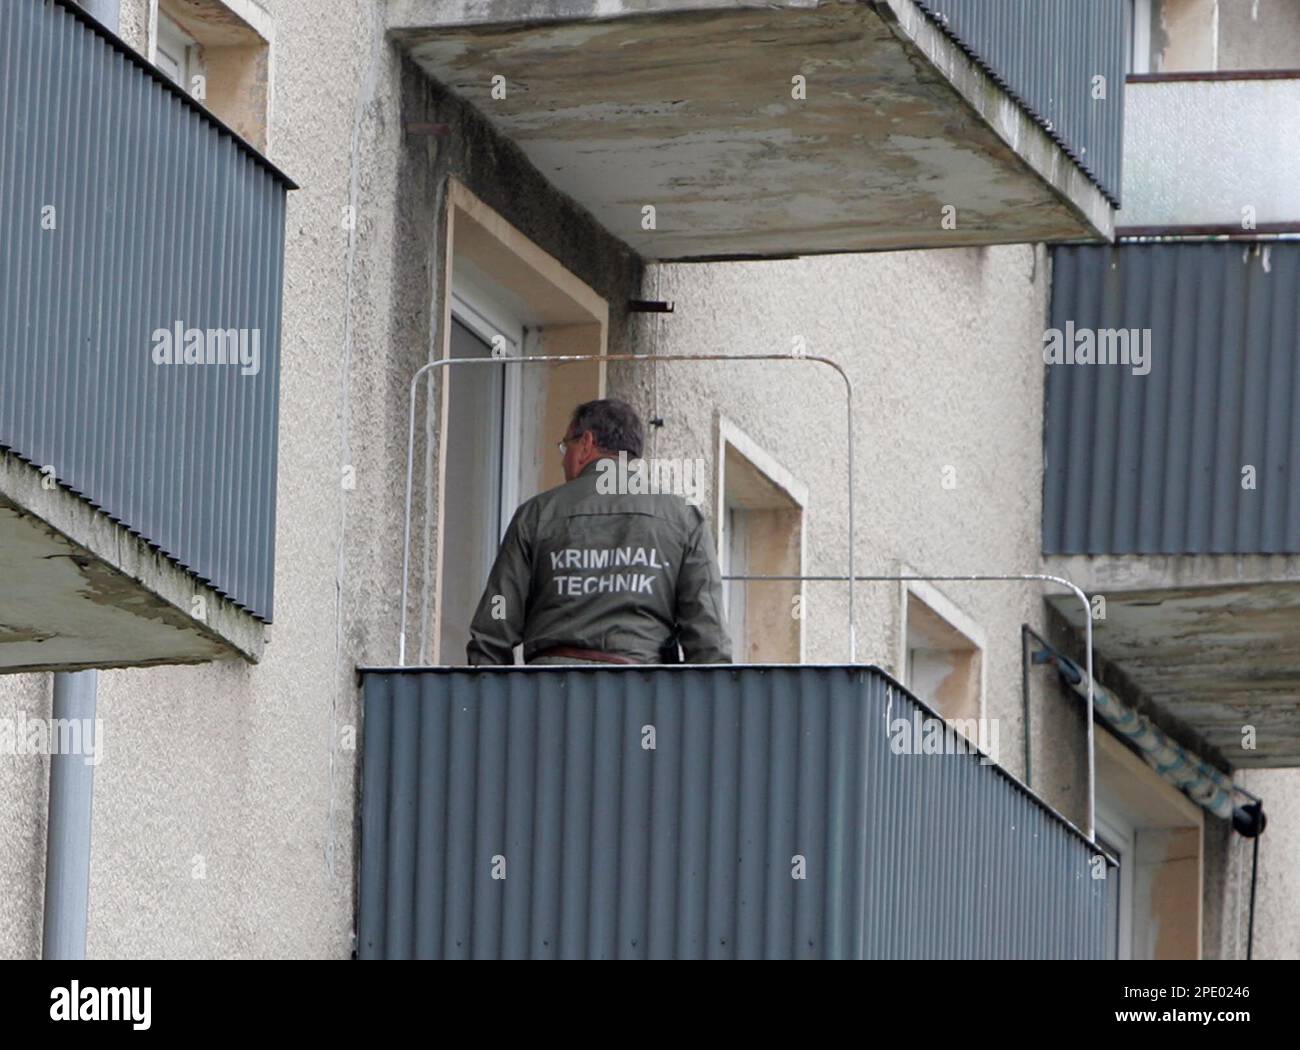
[
  {"x1": 900, "y1": 579, "x2": 984, "y2": 724},
  {"x1": 717, "y1": 420, "x2": 806, "y2": 664},
  {"x1": 1095, "y1": 730, "x2": 1204, "y2": 959},
  {"x1": 724, "y1": 505, "x2": 748, "y2": 649},
  {"x1": 1096, "y1": 810, "x2": 1137, "y2": 960},
  {"x1": 436, "y1": 288, "x2": 523, "y2": 667},
  {"x1": 1128, "y1": 0, "x2": 1153, "y2": 74},
  {"x1": 155, "y1": 11, "x2": 197, "y2": 90},
  {"x1": 151, "y1": 0, "x2": 273, "y2": 151},
  {"x1": 431, "y1": 180, "x2": 607, "y2": 665}
]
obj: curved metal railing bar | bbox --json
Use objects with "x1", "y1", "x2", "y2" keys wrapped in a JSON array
[
  {"x1": 400, "y1": 353, "x2": 856, "y2": 664},
  {"x1": 725, "y1": 571, "x2": 1097, "y2": 842}
]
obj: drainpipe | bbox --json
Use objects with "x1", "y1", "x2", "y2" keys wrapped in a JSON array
[
  {"x1": 42, "y1": 670, "x2": 99, "y2": 960},
  {"x1": 41, "y1": 2, "x2": 117, "y2": 965}
]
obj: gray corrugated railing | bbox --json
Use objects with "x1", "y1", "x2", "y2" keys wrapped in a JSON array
[
  {"x1": 915, "y1": 0, "x2": 1127, "y2": 206},
  {"x1": 0, "y1": 0, "x2": 293, "y2": 621},
  {"x1": 357, "y1": 666, "x2": 1107, "y2": 959},
  {"x1": 1045, "y1": 243, "x2": 1300, "y2": 555}
]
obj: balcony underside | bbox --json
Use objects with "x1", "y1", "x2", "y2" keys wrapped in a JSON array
[
  {"x1": 0, "y1": 452, "x2": 263, "y2": 673},
  {"x1": 1046, "y1": 567, "x2": 1300, "y2": 769},
  {"x1": 392, "y1": 0, "x2": 1113, "y2": 260}
]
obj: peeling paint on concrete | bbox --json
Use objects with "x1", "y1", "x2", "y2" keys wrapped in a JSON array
[
  {"x1": 0, "y1": 625, "x2": 56, "y2": 646},
  {"x1": 70, "y1": 556, "x2": 227, "y2": 638}
]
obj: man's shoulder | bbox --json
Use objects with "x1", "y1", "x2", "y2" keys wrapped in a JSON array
[{"x1": 505, "y1": 487, "x2": 555, "y2": 534}]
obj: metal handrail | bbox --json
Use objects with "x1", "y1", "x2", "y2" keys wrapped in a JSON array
[
  {"x1": 725, "y1": 571, "x2": 1097, "y2": 842},
  {"x1": 398, "y1": 353, "x2": 1100, "y2": 841}
]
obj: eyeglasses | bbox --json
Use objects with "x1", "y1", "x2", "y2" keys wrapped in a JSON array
[{"x1": 557, "y1": 431, "x2": 581, "y2": 456}]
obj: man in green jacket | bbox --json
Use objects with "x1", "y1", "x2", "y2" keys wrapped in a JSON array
[{"x1": 466, "y1": 399, "x2": 732, "y2": 665}]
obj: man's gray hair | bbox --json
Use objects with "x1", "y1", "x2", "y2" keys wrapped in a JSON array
[{"x1": 570, "y1": 399, "x2": 645, "y2": 458}]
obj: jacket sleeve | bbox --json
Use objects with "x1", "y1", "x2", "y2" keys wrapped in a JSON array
[
  {"x1": 466, "y1": 505, "x2": 533, "y2": 666},
  {"x1": 674, "y1": 509, "x2": 733, "y2": 664}
]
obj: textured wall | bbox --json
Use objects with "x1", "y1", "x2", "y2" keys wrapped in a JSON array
[
  {"x1": 1153, "y1": 0, "x2": 1300, "y2": 71},
  {"x1": 1215, "y1": 768, "x2": 1300, "y2": 960},
  {"x1": 1217, "y1": 0, "x2": 1300, "y2": 70},
  {"x1": 0, "y1": 675, "x2": 50, "y2": 957}
]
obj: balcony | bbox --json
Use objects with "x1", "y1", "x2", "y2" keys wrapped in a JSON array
[
  {"x1": 356, "y1": 665, "x2": 1107, "y2": 959},
  {"x1": 1044, "y1": 241, "x2": 1300, "y2": 769},
  {"x1": 1042, "y1": 62, "x2": 1300, "y2": 768},
  {"x1": 387, "y1": 0, "x2": 1122, "y2": 259},
  {"x1": 0, "y1": 0, "x2": 292, "y2": 671}
]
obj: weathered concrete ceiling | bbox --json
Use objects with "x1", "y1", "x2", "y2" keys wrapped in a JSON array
[
  {"x1": 161, "y1": 0, "x2": 268, "y2": 45},
  {"x1": 392, "y1": 0, "x2": 1112, "y2": 260},
  {"x1": 1048, "y1": 583, "x2": 1300, "y2": 769},
  {"x1": 0, "y1": 453, "x2": 263, "y2": 673}
]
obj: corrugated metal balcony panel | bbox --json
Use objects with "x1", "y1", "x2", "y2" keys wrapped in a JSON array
[
  {"x1": 0, "y1": 0, "x2": 291, "y2": 621},
  {"x1": 357, "y1": 667, "x2": 1107, "y2": 960},
  {"x1": 916, "y1": 0, "x2": 1127, "y2": 205},
  {"x1": 1045, "y1": 243, "x2": 1300, "y2": 555}
]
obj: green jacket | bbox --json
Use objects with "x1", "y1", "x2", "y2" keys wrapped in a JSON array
[{"x1": 466, "y1": 458, "x2": 732, "y2": 664}]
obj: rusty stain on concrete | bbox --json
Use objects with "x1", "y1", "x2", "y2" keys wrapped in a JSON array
[{"x1": 0, "y1": 624, "x2": 55, "y2": 645}]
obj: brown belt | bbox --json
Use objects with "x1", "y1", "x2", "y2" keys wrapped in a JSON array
[{"x1": 533, "y1": 645, "x2": 640, "y2": 665}]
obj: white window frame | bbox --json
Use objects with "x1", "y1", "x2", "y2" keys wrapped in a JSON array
[
  {"x1": 153, "y1": 10, "x2": 197, "y2": 91},
  {"x1": 1096, "y1": 793, "x2": 1137, "y2": 961},
  {"x1": 450, "y1": 277, "x2": 526, "y2": 543},
  {"x1": 438, "y1": 289, "x2": 526, "y2": 668},
  {"x1": 1094, "y1": 728, "x2": 1204, "y2": 960},
  {"x1": 897, "y1": 571, "x2": 987, "y2": 722},
  {"x1": 724, "y1": 505, "x2": 749, "y2": 650},
  {"x1": 715, "y1": 416, "x2": 808, "y2": 664},
  {"x1": 148, "y1": 0, "x2": 277, "y2": 150},
  {"x1": 1129, "y1": 0, "x2": 1153, "y2": 74}
]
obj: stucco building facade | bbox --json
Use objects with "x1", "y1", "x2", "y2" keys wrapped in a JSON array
[{"x1": 1, "y1": 0, "x2": 1296, "y2": 959}]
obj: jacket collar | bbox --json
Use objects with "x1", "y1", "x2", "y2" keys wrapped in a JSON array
[{"x1": 578, "y1": 456, "x2": 618, "y2": 480}]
